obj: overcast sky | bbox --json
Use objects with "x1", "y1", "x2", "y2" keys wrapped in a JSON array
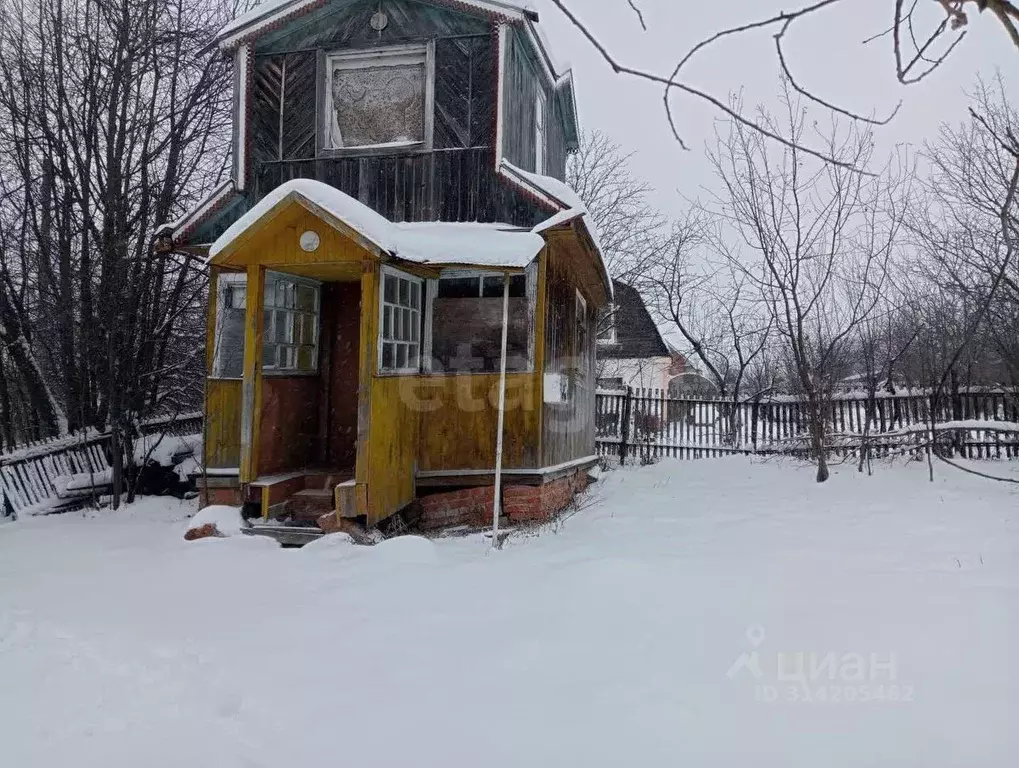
[{"x1": 532, "y1": 0, "x2": 1016, "y2": 217}]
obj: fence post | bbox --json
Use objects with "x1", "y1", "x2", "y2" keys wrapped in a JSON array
[{"x1": 619, "y1": 386, "x2": 633, "y2": 467}]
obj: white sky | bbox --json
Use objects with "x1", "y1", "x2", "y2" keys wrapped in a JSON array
[{"x1": 532, "y1": 0, "x2": 1017, "y2": 216}]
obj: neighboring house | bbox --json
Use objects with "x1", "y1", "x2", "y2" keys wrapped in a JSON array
[
  {"x1": 666, "y1": 351, "x2": 717, "y2": 397},
  {"x1": 596, "y1": 280, "x2": 672, "y2": 391},
  {"x1": 164, "y1": 0, "x2": 611, "y2": 533}
]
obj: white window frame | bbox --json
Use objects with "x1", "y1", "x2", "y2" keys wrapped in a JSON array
[
  {"x1": 378, "y1": 266, "x2": 424, "y2": 375},
  {"x1": 212, "y1": 272, "x2": 247, "y2": 379},
  {"x1": 423, "y1": 267, "x2": 536, "y2": 374},
  {"x1": 263, "y1": 271, "x2": 321, "y2": 375},
  {"x1": 597, "y1": 302, "x2": 617, "y2": 345},
  {"x1": 534, "y1": 87, "x2": 547, "y2": 174},
  {"x1": 323, "y1": 44, "x2": 435, "y2": 153}
]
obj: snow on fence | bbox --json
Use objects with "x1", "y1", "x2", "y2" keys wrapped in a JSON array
[
  {"x1": 595, "y1": 388, "x2": 1019, "y2": 464},
  {"x1": 0, "y1": 412, "x2": 203, "y2": 518}
]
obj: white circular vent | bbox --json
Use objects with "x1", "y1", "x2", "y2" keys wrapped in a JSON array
[
  {"x1": 299, "y1": 230, "x2": 321, "y2": 252},
  {"x1": 370, "y1": 11, "x2": 388, "y2": 31}
]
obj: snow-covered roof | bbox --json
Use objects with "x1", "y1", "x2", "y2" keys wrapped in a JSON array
[
  {"x1": 501, "y1": 161, "x2": 610, "y2": 297},
  {"x1": 217, "y1": 0, "x2": 531, "y2": 49},
  {"x1": 208, "y1": 179, "x2": 546, "y2": 268},
  {"x1": 155, "y1": 179, "x2": 236, "y2": 242}
]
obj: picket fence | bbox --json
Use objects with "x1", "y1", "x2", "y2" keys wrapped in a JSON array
[
  {"x1": 595, "y1": 388, "x2": 1019, "y2": 464},
  {"x1": 0, "y1": 412, "x2": 203, "y2": 517}
]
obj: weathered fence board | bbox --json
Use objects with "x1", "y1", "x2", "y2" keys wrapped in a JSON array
[
  {"x1": 1, "y1": 412, "x2": 203, "y2": 517},
  {"x1": 596, "y1": 389, "x2": 1019, "y2": 465}
]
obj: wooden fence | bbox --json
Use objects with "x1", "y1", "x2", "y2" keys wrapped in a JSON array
[
  {"x1": 0, "y1": 412, "x2": 203, "y2": 518},
  {"x1": 596, "y1": 388, "x2": 1019, "y2": 464}
]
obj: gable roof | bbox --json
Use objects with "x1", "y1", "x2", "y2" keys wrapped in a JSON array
[
  {"x1": 208, "y1": 178, "x2": 546, "y2": 268},
  {"x1": 217, "y1": 0, "x2": 534, "y2": 50},
  {"x1": 598, "y1": 280, "x2": 669, "y2": 360}
]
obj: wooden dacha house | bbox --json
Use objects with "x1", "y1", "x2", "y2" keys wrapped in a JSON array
[{"x1": 160, "y1": 0, "x2": 610, "y2": 534}]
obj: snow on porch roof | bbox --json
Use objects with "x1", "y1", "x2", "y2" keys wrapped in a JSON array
[
  {"x1": 207, "y1": 178, "x2": 547, "y2": 268},
  {"x1": 500, "y1": 161, "x2": 612, "y2": 299}
]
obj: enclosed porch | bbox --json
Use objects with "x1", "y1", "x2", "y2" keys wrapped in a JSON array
[{"x1": 199, "y1": 179, "x2": 609, "y2": 533}]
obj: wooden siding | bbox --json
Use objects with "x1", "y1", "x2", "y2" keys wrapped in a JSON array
[
  {"x1": 433, "y1": 35, "x2": 496, "y2": 149},
  {"x1": 205, "y1": 379, "x2": 243, "y2": 469},
  {"x1": 356, "y1": 263, "x2": 418, "y2": 525},
  {"x1": 367, "y1": 376, "x2": 420, "y2": 524},
  {"x1": 252, "y1": 52, "x2": 318, "y2": 165},
  {"x1": 214, "y1": 202, "x2": 376, "y2": 268},
  {"x1": 415, "y1": 373, "x2": 540, "y2": 471},
  {"x1": 252, "y1": 148, "x2": 549, "y2": 227},
  {"x1": 240, "y1": 265, "x2": 266, "y2": 482},
  {"x1": 258, "y1": 376, "x2": 320, "y2": 476},
  {"x1": 500, "y1": 27, "x2": 568, "y2": 181},
  {"x1": 541, "y1": 241, "x2": 597, "y2": 467}
]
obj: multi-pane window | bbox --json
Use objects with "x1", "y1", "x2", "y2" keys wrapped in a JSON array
[
  {"x1": 263, "y1": 272, "x2": 320, "y2": 374},
  {"x1": 212, "y1": 273, "x2": 247, "y2": 379},
  {"x1": 325, "y1": 46, "x2": 430, "y2": 150},
  {"x1": 379, "y1": 268, "x2": 422, "y2": 374},
  {"x1": 428, "y1": 271, "x2": 530, "y2": 373},
  {"x1": 534, "y1": 89, "x2": 547, "y2": 174}
]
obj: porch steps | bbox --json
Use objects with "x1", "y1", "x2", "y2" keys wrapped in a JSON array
[{"x1": 288, "y1": 488, "x2": 335, "y2": 522}]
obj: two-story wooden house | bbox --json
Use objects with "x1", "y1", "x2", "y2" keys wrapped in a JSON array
[{"x1": 161, "y1": 0, "x2": 610, "y2": 533}]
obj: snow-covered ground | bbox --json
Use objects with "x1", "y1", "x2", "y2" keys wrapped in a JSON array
[{"x1": 2, "y1": 458, "x2": 1018, "y2": 766}]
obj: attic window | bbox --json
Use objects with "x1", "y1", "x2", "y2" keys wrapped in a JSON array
[
  {"x1": 597, "y1": 302, "x2": 617, "y2": 344},
  {"x1": 324, "y1": 46, "x2": 432, "y2": 150}
]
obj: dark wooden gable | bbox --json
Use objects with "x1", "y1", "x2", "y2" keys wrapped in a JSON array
[
  {"x1": 253, "y1": 0, "x2": 491, "y2": 54},
  {"x1": 598, "y1": 280, "x2": 669, "y2": 360}
]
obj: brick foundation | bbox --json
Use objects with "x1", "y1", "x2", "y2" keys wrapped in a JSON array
[
  {"x1": 503, "y1": 470, "x2": 589, "y2": 523},
  {"x1": 200, "y1": 485, "x2": 244, "y2": 508},
  {"x1": 417, "y1": 467, "x2": 591, "y2": 530},
  {"x1": 418, "y1": 486, "x2": 494, "y2": 531}
]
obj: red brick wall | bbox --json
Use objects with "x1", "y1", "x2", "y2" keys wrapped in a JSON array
[
  {"x1": 418, "y1": 486, "x2": 494, "y2": 531},
  {"x1": 504, "y1": 470, "x2": 589, "y2": 523},
  {"x1": 417, "y1": 468, "x2": 591, "y2": 530},
  {"x1": 201, "y1": 486, "x2": 244, "y2": 508}
]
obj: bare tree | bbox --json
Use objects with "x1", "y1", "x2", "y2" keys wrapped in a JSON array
[
  {"x1": 639, "y1": 216, "x2": 774, "y2": 444},
  {"x1": 546, "y1": 0, "x2": 1017, "y2": 166},
  {"x1": 0, "y1": 0, "x2": 232, "y2": 505},
  {"x1": 567, "y1": 130, "x2": 665, "y2": 282},
  {"x1": 708, "y1": 87, "x2": 912, "y2": 481}
]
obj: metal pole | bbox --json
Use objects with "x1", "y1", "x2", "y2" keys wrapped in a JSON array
[{"x1": 492, "y1": 272, "x2": 510, "y2": 549}]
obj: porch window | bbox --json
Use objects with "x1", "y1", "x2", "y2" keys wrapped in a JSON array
[
  {"x1": 324, "y1": 46, "x2": 431, "y2": 150},
  {"x1": 263, "y1": 272, "x2": 320, "y2": 374},
  {"x1": 379, "y1": 267, "x2": 422, "y2": 374},
  {"x1": 212, "y1": 272, "x2": 247, "y2": 379},
  {"x1": 425, "y1": 270, "x2": 531, "y2": 373}
]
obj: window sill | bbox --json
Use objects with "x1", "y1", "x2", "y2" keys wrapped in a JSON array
[
  {"x1": 317, "y1": 142, "x2": 429, "y2": 159},
  {"x1": 263, "y1": 370, "x2": 320, "y2": 378},
  {"x1": 375, "y1": 369, "x2": 535, "y2": 378}
]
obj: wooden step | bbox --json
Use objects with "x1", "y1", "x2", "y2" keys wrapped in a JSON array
[
  {"x1": 303, "y1": 470, "x2": 353, "y2": 491},
  {"x1": 288, "y1": 488, "x2": 335, "y2": 522}
]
